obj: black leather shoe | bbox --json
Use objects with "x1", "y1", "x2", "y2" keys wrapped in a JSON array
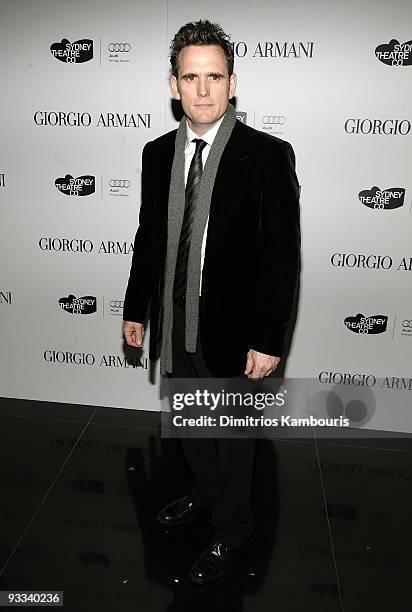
[
  {"x1": 157, "y1": 495, "x2": 205, "y2": 526},
  {"x1": 188, "y1": 541, "x2": 239, "y2": 584}
]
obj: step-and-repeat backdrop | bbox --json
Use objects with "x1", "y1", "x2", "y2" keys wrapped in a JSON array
[{"x1": 1, "y1": 0, "x2": 411, "y2": 430}]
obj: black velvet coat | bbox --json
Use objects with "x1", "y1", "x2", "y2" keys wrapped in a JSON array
[{"x1": 123, "y1": 119, "x2": 301, "y2": 377}]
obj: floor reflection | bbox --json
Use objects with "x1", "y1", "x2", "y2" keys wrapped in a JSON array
[{"x1": 0, "y1": 397, "x2": 410, "y2": 611}]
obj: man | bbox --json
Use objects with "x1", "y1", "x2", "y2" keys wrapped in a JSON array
[{"x1": 123, "y1": 20, "x2": 300, "y2": 584}]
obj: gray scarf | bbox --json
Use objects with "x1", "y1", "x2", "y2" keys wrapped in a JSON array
[{"x1": 160, "y1": 102, "x2": 237, "y2": 375}]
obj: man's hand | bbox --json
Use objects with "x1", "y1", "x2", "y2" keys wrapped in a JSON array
[
  {"x1": 244, "y1": 349, "x2": 280, "y2": 379},
  {"x1": 123, "y1": 321, "x2": 145, "y2": 348}
]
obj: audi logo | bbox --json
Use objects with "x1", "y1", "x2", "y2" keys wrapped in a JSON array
[
  {"x1": 109, "y1": 179, "x2": 130, "y2": 188},
  {"x1": 262, "y1": 115, "x2": 286, "y2": 125},
  {"x1": 110, "y1": 300, "x2": 124, "y2": 309},
  {"x1": 108, "y1": 43, "x2": 131, "y2": 53}
]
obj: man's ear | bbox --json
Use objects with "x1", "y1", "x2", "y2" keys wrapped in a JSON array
[
  {"x1": 170, "y1": 75, "x2": 181, "y2": 100},
  {"x1": 229, "y1": 73, "x2": 237, "y2": 99}
]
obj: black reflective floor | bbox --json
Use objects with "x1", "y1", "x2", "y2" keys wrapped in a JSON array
[{"x1": 0, "y1": 396, "x2": 411, "y2": 611}]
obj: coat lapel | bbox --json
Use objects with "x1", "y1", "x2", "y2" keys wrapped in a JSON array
[{"x1": 206, "y1": 121, "x2": 257, "y2": 255}]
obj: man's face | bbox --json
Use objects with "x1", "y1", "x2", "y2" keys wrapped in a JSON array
[{"x1": 170, "y1": 44, "x2": 237, "y2": 136}]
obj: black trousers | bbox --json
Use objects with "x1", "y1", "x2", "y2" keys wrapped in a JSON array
[{"x1": 170, "y1": 297, "x2": 256, "y2": 548}]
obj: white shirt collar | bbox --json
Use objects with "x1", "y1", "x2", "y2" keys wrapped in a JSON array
[{"x1": 185, "y1": 113, "x2": 225, "y2": 148}]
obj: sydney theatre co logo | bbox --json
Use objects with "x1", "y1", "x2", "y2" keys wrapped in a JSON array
[
  {"x1": 58, "y1": 294, "x2": 124, "y2": 316},
  {"x1": 54, "y1": 175, "x2": 130, "y2": 198},
  {"x1": 50, "y1": 38, "x2": 132, "y2": 64},
  {"x1": 375, "y1": 39, "x2": 412, "y2": 66},
  {"x1": 59, "y1": 294, "x2": 97, "y2": 315},
  {"x1": 50, "y1": 39, "x2": 93, "y2": 63},
  {"x1": 344, "y1": 313, "x2": 388, "y2": 335},
  {"x1": 358, "y1": 186, "x2": 405, "y2": 210},
  {"x1": 55, "y1": 175, "x2": 95, "y2": 197}
]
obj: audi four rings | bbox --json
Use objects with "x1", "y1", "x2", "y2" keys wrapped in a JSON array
[
  {"x1": 262, "y1": 116, "x2": 286, "y2": 124},
  {"x1": 109, "y1": 180, "x2": 130, "y2": 188},
  {"x1": 108, "y1": 43, "x2": 131, "y2": 52}
]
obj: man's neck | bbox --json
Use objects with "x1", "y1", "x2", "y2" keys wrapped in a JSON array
[
  {"x1": 186, "y1": 114, "x2": 225, "y2": 141},
  {"x1": 189, "y1": 125, "x2": 213, "y2": 137}
]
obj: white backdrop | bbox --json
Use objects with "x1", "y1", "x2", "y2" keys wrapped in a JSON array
[{"x1": 1, "y1": 0, "x2": 411, "y2": 429}]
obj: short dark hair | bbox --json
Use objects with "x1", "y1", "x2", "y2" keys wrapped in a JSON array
[{"x1": 170, "y1": 19, "x2": 234, "y2": 77}]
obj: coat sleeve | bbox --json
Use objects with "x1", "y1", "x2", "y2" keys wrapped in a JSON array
[
  {"x1": 249, "y1": 140, "x2": 301, "y2": 356},
  {"x1": 122, "y1": 141, "x2": 155, "y2": 324}
]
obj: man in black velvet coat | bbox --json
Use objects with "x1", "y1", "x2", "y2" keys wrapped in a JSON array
[{"x1": 123, "y1": 20, "x2": 300, "y2": 584}]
